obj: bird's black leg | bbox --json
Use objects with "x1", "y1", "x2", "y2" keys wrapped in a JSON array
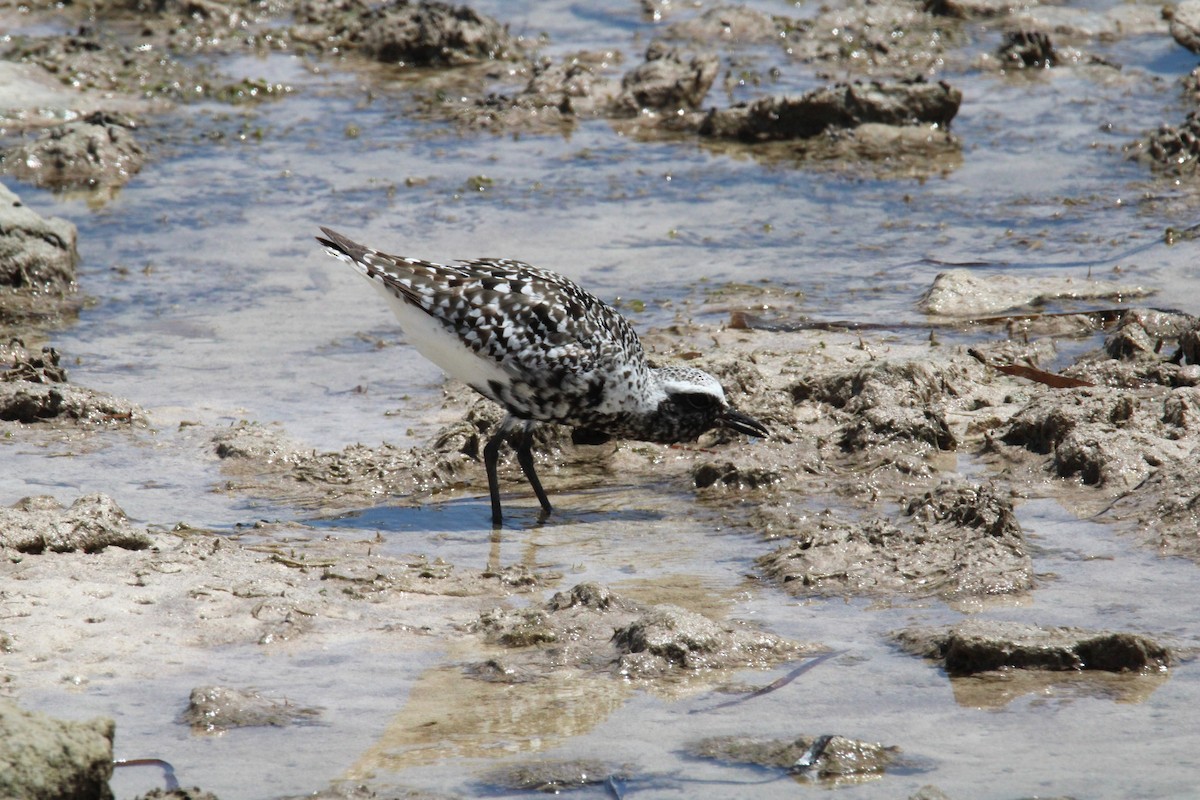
[
  {"x1": 513, "y1": 424, "x2": 553, "y2": 518},
  {"x1": 483, "y1": 426, "x2": 506, "y2": 527}
]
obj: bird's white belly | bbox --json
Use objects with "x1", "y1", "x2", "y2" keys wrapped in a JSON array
[{"x1": 373, "y1": 282, "x2": 510, "y2": 398}]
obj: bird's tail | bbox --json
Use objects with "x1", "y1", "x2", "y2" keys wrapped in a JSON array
[{"x1": 316, "y1": 227, "x2": 373, "y2": 265}]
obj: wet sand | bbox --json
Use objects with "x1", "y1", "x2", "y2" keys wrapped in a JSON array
[{"x1": 2, "y1": 1, "x2": 1200, "y2": 798}]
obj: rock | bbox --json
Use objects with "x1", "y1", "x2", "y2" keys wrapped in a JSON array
[
  {"x1": 1174, "y1": 317, "x2": 1200, "y2": 365},
  {"x1": 893, "y1": 620, "x2": 1172, "y2": 674},
  {"x1": 614, "y1": 42, "x2": 719, "y2": 114},
  {"x1": 699, "y1": 80, "x2": 961, "y2": 142},
  {"x1": 2, "y1": 345, "x2": 68, "y2": 383},
  {"x1": 482, "y1": 759, "x2": 627, "y2": 793},
  {"x1": 758, "y1": 483, "x2": 1032, "y2": 599},
  {"x1": 270, "y1": 785, "x2": 453, "y2": 800},
  {"x1": 1161, "y1": 387, "x2": 1200, "y2": 429},
  {"x1": 611, "y1": 605, "x2": 729, "y2": 667},
  {"x1": 546, "y1": 581, "x2": 620, "y2": 611},
  {"x1": 2, "y1": 112, "x2": 144, "y2": 191},
  {"x1": 1105, "y1": 451, "x2": 1200, "y2": 560},
  {"x1": 0, "y1": 342, "x2": 141, "y2": 426},
  {"x1": 926, "y1": 0, "x2": 1038, "y2": 18},
  {"x1": 818, "y1": 121, "x2": 962, "y2": 168},
  {"x1": 8, "y1": 29, "x2": 205, "y2": 102},
  {"x1": 786, "y1": 0, "x2": 949, "y2": 74},
  {"x1": 920, "y1": 269, "x2": 1153, "y2": 317},
  {"x1": 134, "y1": 788, "x2": 221, "y2": 800},
  {"x1": 1000, "y1": 387, "x2": 1181, "y2": 489},
  {"x1": 1046, "y1": 310, "x2": 1195, "y2": 385},
  {"x1": 693, "y1": 460, "x2": 781, "y2": 489},
  {"x1": 0, "y1": 382, "x2": 142, "y2": 425},
  {"x1": 909, "y1": 786, "x2": 955, "y2": 800},
  {"x1": 0, "y1": 181, "x2": 77, "y2": 292},
  {"x1": 665, "y1": 6, "x2": 786, "y2": 43},
  {"x1": 522, "y1": 57, "x2": 610, "y2": 111},
  {"x1": 0, "y1": 698, "x2": 114, "y2": 800},
  {"x1": 1182, "y1": 65, "x2": 1200, "y2": 106},
  {"x1": 791, "y1": 360, "x2": 957, "y2": 452},
  {"x1": 1131, "y1": 112, "x2": 1200, "y2": 174},
  {"x1": 998, "y1": 29, "x2": 1057, "y2": 67},
  {"x1": 470, "y1": 583, "x2": 810, "y2": 681},
  {"x1": 904, "y1": 482, "x2": 1020, "y2": 539},
  {"x1": 477, "y1": 608, "x2": 559, "y2": 647},
  {"x1": 689, "y1": 733, "x2": 898, "y2": 777},
  {"x1": 457, "y1": 53, "x2": 617, "y2": 131},
  {"x1": 0, "y1": 494, "x2": 153, "y2": 553},
  {"x1": 1169, "y1": 0, "x2": 1200, "y2": 53},
  {"x1": 839, "y1": 403, "x2": 955, "y2": 452},
  {"x1": 213, "y1": 422, "x2": 306, "y2": 464},
  {"x1": 346, "y1": 0, "x2": 518, "y2": 66},
  {"x1": 1105, "y1": 317, "x2": 1162, "y2": 360},
  {"x1": 611, "y1": 604, "x2": 801, "y2": 677},
  {"x1": 181, "y1": 685, "x2": 321, "y2": 732}
]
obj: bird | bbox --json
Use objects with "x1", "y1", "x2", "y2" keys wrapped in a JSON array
[{"x1": 316, "y1": 227, "x2": 769, "y2": 525}]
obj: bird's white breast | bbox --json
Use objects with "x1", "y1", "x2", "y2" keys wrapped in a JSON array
[{"x1": 369, "y1": 279, "x2": 511, "y2": 399}]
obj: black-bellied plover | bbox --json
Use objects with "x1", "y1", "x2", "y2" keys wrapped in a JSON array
[{"x1": 317, "y1": 227, "x2": 768, "y2": 525}]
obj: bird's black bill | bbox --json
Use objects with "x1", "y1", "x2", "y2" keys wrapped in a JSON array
[{"x1": 721, "y1": 408, "x2": 769, "y2": 439}]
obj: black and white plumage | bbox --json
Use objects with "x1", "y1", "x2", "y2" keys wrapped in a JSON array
[{"x1": 317, "y1": 227, "x2": 769, "y2": 525}]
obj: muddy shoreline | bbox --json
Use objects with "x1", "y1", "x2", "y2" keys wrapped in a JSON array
[{"x1": 2, "y1": 0, "x2": 1199, "y2": 798}]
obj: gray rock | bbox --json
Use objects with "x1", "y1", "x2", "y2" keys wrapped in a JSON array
[
  {"x1": 927, "y1": 0, "x2": 1038, "y2": 18},
  {"x1": 1001, "y1": 387, "x2": 1175, "y2": 489},
  {"x1": 690, "y1": 733, "x2": 898, "y2": 777},
  {"x1": 693, "y1": 460, "x2": 781, "y2": 489},
  {"x1": 611, "y1": 603, "x2": 803, "y2": 676},
  {"x1": 0, "y1": 494, "x2": 153, "y2": 554},
  {"x1": 1132, "y1": 112, "x2": 1200, "y2": 174},
  {"x1": 893, "y1": 619, "x2": 1172, "y2": 674},
  {"x1": 758, "y1": 482, "x2": 1032, "y2": 599},
  {"x1": 1, "y1": 345, "x2": 67, "y2": 384},
  {"x1": 0, "y1": 181, "x2": 77, "y2": 292},
  {"x1": 133, "y1": 789, "x2": 221, "y2": 800},
  {"x1": 3, "y1": 112, "x2": 144, "y2": 191},
  {"x1": 615, "y1": 42, "x2": 718, "y2": 114},
  {"x1": 699, "y1": 80, "x2": 961, "y2": 142},
  {"x1": 791, "y1": 359, "x2": 957, "y2": 452},
  {"x1": 181, "y1": 685, "x2": 321, "y2": 732},
  {"x1": 7, "y1": 30, "x2": 204, "y2": 102},
  {"x1": 482, "y1": 759, "x2": 627, "y2": 793},
  {"x1": 998, "y1": 29, "x2": 1058, "y2": 68},
  {"x1": 1169, "y1": 0, "x2": 1200, "y2": 53},
  {"x1": 665, "y1": 5, "x2": 785, "y2": 42},
  {"x1": 470, "y1": 582, "x2": 809, "y2": 680},
  {"x1": 920, "y1": 270, "x2": 1152, "y2": 317},
  {"x1": 0, "y1": 381, "x2": 143, "y2": 425},
  {"x1": 0, "y1": 698, "x2": 114, "y2": 800},
  {"x1": 347, "y1": 0, "x2": 518, "y2": 66}
]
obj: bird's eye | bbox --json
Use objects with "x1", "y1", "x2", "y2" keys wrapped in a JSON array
[{"x1": 676, "y1": 392, "x2": 719, "y2": 411}]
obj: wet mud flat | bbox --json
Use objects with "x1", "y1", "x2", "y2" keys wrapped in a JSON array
[
  {"x1": 3, "y1": 0, "x2": 1200, "y2": 797},
  {"x1": 5, "y1": 293, "x2": 1200, "y2": 799}
]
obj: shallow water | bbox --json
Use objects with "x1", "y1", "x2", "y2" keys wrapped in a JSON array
[{"x1": 6, "y1": 0, "x2": 1200, "y2": 797}]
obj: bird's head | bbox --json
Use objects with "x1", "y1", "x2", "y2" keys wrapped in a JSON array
[{"x1": 650, "y1": 366, "x2": 769, "y2": 444}]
